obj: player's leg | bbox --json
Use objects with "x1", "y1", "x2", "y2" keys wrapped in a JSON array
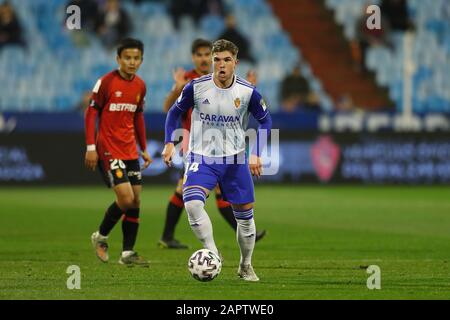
[
  {"x1": 182, "y1": 157, "x2": 220, "y2": 255},
  {"x1": 184, "y1": 185, "x2": 219, "y2": 255},
  {"x1": 159, "y1": 177, "x2": 189, "y2": 249},
  {"x1": 91, "y1": 159, "x2": 131, "y2": 263},
  {"x1": 218, "y1": 158, "x2": 259, "y2": 281},
  {"x1": 118, "y1": 160, "x2": 149, "y2": 266},
  {"x1": 92, "y1": 183, "x2": 133, "y2": 263},
  {"x1": 215, "y1": 185, "x2": 267, "y2": 242},
  {"x1": 232, "y1": 202, "x2": 259, "y2": 281}
]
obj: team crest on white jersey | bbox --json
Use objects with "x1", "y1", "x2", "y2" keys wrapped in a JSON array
[{"x1": 234, "y1": 98, "x2": 241, "y2": 108}]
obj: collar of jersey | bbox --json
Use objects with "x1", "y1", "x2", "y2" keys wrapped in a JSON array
[
  {"x1": 212, "y1": 74, "x2": 236, "y2": 91},
  {"x1": 116, "y1": 69, "x2": 135, "y2": 82}
]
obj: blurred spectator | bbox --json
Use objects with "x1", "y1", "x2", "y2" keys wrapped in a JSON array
[
  {"x1": 0, "y1": 1, "x2": 25, "y2": 50},
  {"x1": 305, "y1": 92, "x2": 322, "y2": 111},
  {"x1": 205, "y1": 0, "x2": 226, "y2": 16},
  {"x1": 169, "y1": 0, "x2": 226, "y2": 30},
  {"x1": 279, "y1": 64, "x2": 318, "y2": 113},
  {"x1": 380, "y1": 0, "x2": 413, "y2": 31},
  {"x1": 351, "y1": 4, "x2": 388, "y2": 72},
  {"x1": 95, "y1": 0, "x2": 131, "y2": 49},
  {"x1": 217, "y1": 14, "x2": 255, "y2": 63}
]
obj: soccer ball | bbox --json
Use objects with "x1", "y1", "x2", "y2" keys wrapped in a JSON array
[{"x1": 188, "y1": 249, "x2": 222, "y2": 282}]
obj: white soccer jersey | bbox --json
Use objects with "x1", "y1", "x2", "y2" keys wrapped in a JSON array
[{"x1": 173, "y1": 74, "x2": 269, "y2": 157}]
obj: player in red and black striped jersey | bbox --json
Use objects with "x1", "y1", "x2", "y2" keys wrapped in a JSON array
[
  {"x1": 158, "y1": 39, "x2": 265, "y2": 249},
  {"x1": 84, "y1": 38, "x2": 152, "y2": 266}
]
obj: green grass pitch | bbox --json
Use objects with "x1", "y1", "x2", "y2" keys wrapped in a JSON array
[{"x1": 0, "y1": 185, "x2": 449, "y2": 299}]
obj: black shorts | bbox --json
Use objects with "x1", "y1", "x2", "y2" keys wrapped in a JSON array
[{"x1": 98, "y1": 159, "x2": 142, "y2": 188}]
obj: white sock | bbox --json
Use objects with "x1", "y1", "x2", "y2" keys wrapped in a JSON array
[
  {"x1": 121, "y1": 250, "x2": 134, "y2": 258},
  {"x1": 96, "y1": 231, "x2": 108, "y2": 240},
  {"x1": 184, "y1": 200, "x2": 219, "y2": 255},
  {"x1": 236, "y1": 218, "x2": 256, "y2": 266}
]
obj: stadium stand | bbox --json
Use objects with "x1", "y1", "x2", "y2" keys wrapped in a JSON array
[
  {"x1": 0, "y1": 0, "x2": 334, "y2": 112},
  {"x1": 325, "y1": 0, "x2": 450, "y2": 113},
  {"x1": 270, "y1": 0, "x2": 391, "y2": 111},
  {"x1": 1, "y1": 0, "x2": 447, "y2": 114}
]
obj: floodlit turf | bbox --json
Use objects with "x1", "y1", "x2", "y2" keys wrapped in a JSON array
[{"x1": 0, "y1": 185, "x2": 449, "y2": 300}]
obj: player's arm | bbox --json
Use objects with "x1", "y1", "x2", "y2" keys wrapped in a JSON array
[
  {"x1": 162, "y1": 67, "x2": 189, "y2": 113},
  {"x1": 162, "y1": 81, "x2": 194, "y2": 166},
  {"x1": 134, "y1": 87, "x2": 152, "y2": 169},
  {"x1": 248, "y1": 89, "x2": 273, "y2": 178},
  {"x1": 84, "y1": 79, "x2": 104, "y2": 171}
]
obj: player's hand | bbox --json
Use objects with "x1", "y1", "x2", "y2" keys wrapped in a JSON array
[
  {"x1": 85, "y1": 150, "x2": 98, "y2": 171},
  {"x1": 141, "y1": 150, "x2": 153, "y2": 169},
  {"x1": 173, "y1": 67, "x2": 189, "y2": 90},
  {"x1": 249, "y1": 154, "x2": 263, "y2": 178},
  {"x1": 246, "y1": 70, "x2": 258, "y2": 86},
  {"x1": 162, "y1": 143, "x2": 175, "y2": 167}
]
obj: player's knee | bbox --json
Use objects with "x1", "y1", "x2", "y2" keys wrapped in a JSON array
[
  {"x1": 232, "y1": 203, "x2": 254, "y2": 212},
  {"x1": 184, "y1": 200, "x2": 205, "y2": 225},
  {"x1": 119, "y1": 194, "x2": 135, "y2": 210},
  {"x1": 132, "y1": 198, "x2": 140, "y2": 208},
  {"x1": 184, "y1": 199, "x2": 204, "y2": 214},
  {"x1": 183, "y1": 187, "x2": 207, "y2": 205},
  {"x1": 233, "y1": 206, "x2": 254, "y2": 220},
  {"x1": 236, "y1": 218, "x2": 255, "y2": 238},
  {"x1": 131, "y1": 194, "x2": 141, "y2": 208},
  {"x1": 175, "y1": 179, "x2": 183, "y2": 193},
  {"x1": 183, "y1": 187, "x2": 208, "y2": 224}
]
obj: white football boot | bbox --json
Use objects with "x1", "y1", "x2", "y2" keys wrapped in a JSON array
[
  {"x1": 238, "y1": 264, "x2": 260, "y2": 282},
  {"x1": 91, "y1": 231, "x2": 109, "y2": 263}
]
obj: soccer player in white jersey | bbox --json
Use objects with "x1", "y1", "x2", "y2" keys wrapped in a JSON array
[{"x1": 162, "y1": 39, "x2": 272, "y2": 281}]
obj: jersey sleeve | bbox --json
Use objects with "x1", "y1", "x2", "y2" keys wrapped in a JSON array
[
  {"x1": 248, "y1": 88, "x2": 269, "y2": 121},
  {"x1": 84, "y1": 106, "x2": 98, "y2": 146},
  {"x1": 164, "y1": 81, "x2": 194, "y2": 144},
  {"x1": 248, "y1": 89, "x2": 272, "y2": 157},
  {"x1": 134, "y1": 111, "x2": 147, "y2": 151},
  {"x1": 137, "y1": 83, "x2": 146, "y2": 112},
  {"x1": 89, "y1": 78, "x2": 108, "y2": 110},
  {"x1": 84, "y1": 77, "x2": 108, "y2": 146},
  {"x1": 173, "y1": 80, "x2": 194, "y2": 112}
]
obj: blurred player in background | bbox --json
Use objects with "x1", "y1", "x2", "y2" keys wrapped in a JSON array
[
  {"x1": 162, "y1": 39, "x2": 272, "y2": 281},
  {"x1": 84, "y1": 38, "x2": 152, "y2": 266},
  {"x1": 158, "y1": 38, "x2": 266, "y2": 249}
]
